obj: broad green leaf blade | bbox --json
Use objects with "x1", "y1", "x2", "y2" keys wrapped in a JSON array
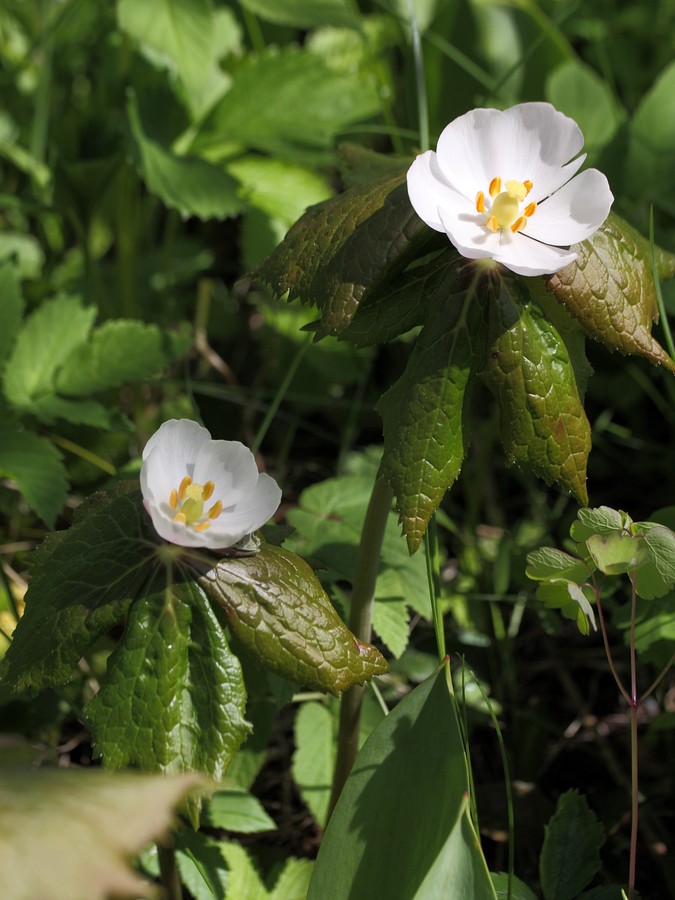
[
  {"x1": 371, "y1": 593, "x2": 410, "y2": 658},
  {"x1": 117, "y1": 0, "x2": 215, "y2": 102},
  {"x1": 88, "y1": 580, "x2": 249, "y2": 781},
  {"x1": 378, "y1": 288, "x2": 485, "y2": 552},
  {"x1": 238, "y1": 0, "x2": 359, "y2": 28},
  {"x1": 0, "y1": 259, "x2": 24, "y2": 365},
  {"x1": 255, "y1": 172, "x2": 430, "y2": 338},
  {"x1": 540, "y1": 790, "x2": 604, "y2": 900},
  {"x1": 219, "y1": 841, "x2": 268, "y2": 900},
  {"x1": 174, "y1": 830, "x2": 229, "y2": 900},
  {"x1": 269, "y1": 858, "x2": 314, "y2": 900},
  {"x1": 586, "y1": 533, "x2": 648, "y2": 575},
  {"x1": 0, "y1": 485, "x2": 154, "y2": 691},
  {"x1": 128, "y1": 94, "x2": 241, "y2": 221},
  {"x1": 0, "y1": 769, "x2": 204, "y2": 900},
  {"x1": 308, "y1": 664, "x2": 497, "y2": 900},
  {"x1": 3, "y1": 294, "x2": 96, "y2": 410},
  {"x1": 480, "y1": 281, "x2": 591, "y2": 504},
  {"x1": 203, "y1": 785, "x2": 276, "y2": 833},
  {"x1": 630, "y1": 525, "x2": 675, "y2": 599},
  {"x1": 292, "y1": 700, "x2": 335, "y2": 827},
  {"x1": 0, "y1": 423, "x2": 67, "y2": 527},
  {"x1": 570, "y1": 506, "x2": 627, "y2": 542},
  {"x1": 525, "y1": 547, "x2": 593, "y2": 583},
  {"x1": 546, "y1": 60, "x2": 622, "y2": 157},
  {"x1": 192, "y1": 46, "x2": 381, "y2": 162},
  {"x1": 56, "y1": 320, "x2": 191, "y2": 396},
  {"x1": 545, "y1": 214, "x2": 675, "y2": 373},
  {"x1": 491, "y1": 872, "x2": 538, "y2": 899},
  {"x1": 535, "y1": 582, "x2": 597, "y2": 635},
  {"x1": 340, "y1": 248, "x2": 458, "y2": 348},
  {"x1": 27, "y1": 394, "x2": 121, "y2": 428},
  {"x1": 200, "y1": 544, "x2": 388, "y2": 695},
  {"x1": 625, "y1": 60, "x2": 675, "y2": 202}
]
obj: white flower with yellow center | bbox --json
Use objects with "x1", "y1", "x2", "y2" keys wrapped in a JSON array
[
  {"x1": 406, "y1": 102, "x2": 614, "y2": 277},
  {"x1": 140, "y1": 419, "x2": 281, "y2": 549}
]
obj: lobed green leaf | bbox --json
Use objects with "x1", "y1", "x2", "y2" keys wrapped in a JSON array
[
  {"x1": 525, "y1": 547, "x2": 593, "y2": 584},
  {"x1": 545, "y1": 213, "x2": 675, "y2": 373},
  {"x1": 378, "y1": 287, "x2": 485, "y2": 552},
  {"x1": 199, "y1": 543, "x2": 388, "y2": 695},
  {"x1": 539, "y1": 790, "x2": 604, "y2": 900},
  {"x1": 480, "y1": 280, "x2": 591, "y2": 504},
  {"x1": 570, "y1": 506, "x2": 628, "y2": 542},
  {"x1": 0, "y1": 422, "x2": 68, "y2": 527}
]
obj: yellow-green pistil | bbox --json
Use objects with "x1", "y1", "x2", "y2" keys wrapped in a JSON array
[
  {"x1": 169, "y1": 476, "x2": 223, "y2": 533},
  {"x1": 475, "y1": 177, "x2": 537, "y2": 234}
]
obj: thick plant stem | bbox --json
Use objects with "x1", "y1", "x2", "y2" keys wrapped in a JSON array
[
  {"x1": 327, "y1": 476, "x2": 393, "y2": 819},
  {"x1": 157, "y1": 842, "x2": 182, "y2": 900}
]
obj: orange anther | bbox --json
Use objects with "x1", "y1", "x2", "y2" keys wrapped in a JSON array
[
  {"x1": 208, "y1": 500, "x2": 223, "y2": 520},
  {"x1": 486, "y1": 215, "x2": 498, "y2": 232},
  {"x1": 173, "y1": 512, "x2": 187, "y2": 525},
  {"x1": 194, "y1": 521, "x2": 211, "y2": 532},
  {"x1": 510, "y1": 216, "x2": 527, "y2": 234},
  {"x1": 524, "y1": 202, "x2": 537, "y2": 217},
  {"x1": 475, "y1": 191, "x2": 485, "y2": 214},
  {"x1": 169, "y1": 489, "x2": 178, "y2": 509},
  {"x1": 178, "y1": 476, "x2": 192, "y2": 499},
  {"x1": 523, "y1": 180, "x2": 533, "y2": 195},
  {"x1": 489, "y1": 177, "x2": 501, "y2": 198},
  {"x1": 202, "y1": 480, "x2": 215, "y2": 501}
]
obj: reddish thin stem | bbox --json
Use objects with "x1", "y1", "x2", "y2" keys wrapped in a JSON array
[{"x1": 595, "y1": 587, "x2": 631, "y2": 704}]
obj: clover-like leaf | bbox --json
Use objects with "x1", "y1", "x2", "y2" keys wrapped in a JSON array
[
  {"x1": 378, "y1": 287, "x2": 485, "y2": 553},
  {"x1": 526, "y1": 547, "x2": 593, "y2": 584},
  {"x1": 535, "y1": 582, "x2": 597, "y2": 635},
  {"x1": 570, "y1": 506, "x2": 628, "y2": 542},
  {"x1": 586, "y1": 532, "x2": 648, "y2": 575},
  {"x1": 631, "y1": 523, "x2": 675, "y2": 599},
  {"x1": 480, "y1": 280, "x2": 591, "y2": 504},
  {"x1": 199, "y1": 543, "x2": 388, "y2": 695},
  {"x1": 0, "y1": 769, "x2": 205, "y2": 900},
  {"x1": 0, "y1": 485, "x2": 155, "y2": 692},
  {"x1": 255, "y1": 172, "x2": 433, "y2": 338},
  {"x1": 88, "y1": 579, "x2": 249, "y2": 785},
  {"x1": 545, "y1": 213, "x2": 675, "y2": 373}
]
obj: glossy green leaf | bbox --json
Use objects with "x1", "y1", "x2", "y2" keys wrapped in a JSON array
[
  {"x1": 199, "y1": 543, "x2": 388, "y2": 695},
  {"x1": 586, "y1": 532, "x2": 648, "y2": 575},
  {"x1": 525, "y1": 547, "x2": 593, "y2": 584},
  {"x1": 237, "y1": 0, "x2": 359, "y2": 28},
  {"x1": 545, "y1": 214, "x2": 675, "y2": 373},
  {"x1": 88, "y1": 579, "x2": 249, "y2": 781},
  {"x1": 255, "y1": 172, "x2": 429, "y2": 338},
  {"x1": 308, "y1": 663, "x2": 497, "y2": 899},
  {"x1": 117, "y1": 0, "x2": 215, "y2": 103},
  {"x1": 480, "y1": 281, "x2": 591, "y2": 504},
  {"x1": 378, "y1": 288, "x2": 485, "y2": 552},
  {"x1": 0, "y1": 485, "x2": 153, "y2": 691},
  {"x1": 0, "y1": 423, "x2": 67, "y2": 528},
  {"x1": 0, "y1": 259, "x2": 23, "y2": 366},
  {"x1": 0, "y1": 769, "x2": 205, "y2": 900},
  {"x1": 56, "y1": 320, "x2": 191, "y2": 396},
  {"x1": 193, "y1": 46, "x2": 380, "y2": 162},
  {"x1": 540, "y1": 790, "x2": 604, "y2": 900},
  {"x1": 128, "y1": 94, "x2": 241, "y2": 221},
  {"x1": 292, "y1": 700, "x2": 335, "y2": 827},
  {"x1": 3, "y1": 294, "x2": 96, "y2": 411}
]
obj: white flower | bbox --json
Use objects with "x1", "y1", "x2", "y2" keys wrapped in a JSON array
[
  {"x1": 140, "y1": 419, "x2": 282, "y2": 549},
  {"x1": 406, "y1": 102, "x2": 614, "y2": 277}
]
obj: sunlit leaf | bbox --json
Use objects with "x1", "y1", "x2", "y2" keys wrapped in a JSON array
[
  {"x1": 0, "y1": 423, "x2": 67, "y2": 528},
  {"x1": 570, "y1": 506, "x2": 627, "y2": 542},
  {"x1": 203, "y1": 785, "x2": 276, "y2": 834},
  {"x1": 237, "y1": 0, "x2": 359, "y2": 29},
  {"x1": 586, "y1": 532, "x2": 647, "y2": 575},
  {"x1": 546, "y1": 214, "x2": 675, "y2": 373},
  {"x1": 526, "y1": 547, "x2": 593, "y2": 583},
  {"x1": 0, "y1": 768, "x2": 204, "y2": 900},
  {"x1": 546, "y1": 60, "x2": 622, "y2": 157},
  {"x1": 292, "y1": 700, "x2": 335, "y2": 827}
]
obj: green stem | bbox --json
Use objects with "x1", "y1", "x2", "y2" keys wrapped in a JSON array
[
  {"x1": 49, "y1": 434, "x2": 117, "y2": 476},
  {"x1": 407, "y1": 0, "x2": 429, "y2": 152},
  {"x1": 251, "y1": 336, "x2": 311, "y2": 454},
  {"x1": 157, "y1": 842, "x2": 182, "y2": 900},
  {"x1": 327, "y1": 476, "x2": 393, "y2": 818},
  {"x1": 628, "y1": 571, "x2": 639, "y2": 900},
  {"x1": 425, "y1": 515, "x2": 445, "y2": 662}
]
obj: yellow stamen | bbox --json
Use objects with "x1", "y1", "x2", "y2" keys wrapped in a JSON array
[
  {"x1": 524, "y1": 201, "x2": 537, "y2": 217},
  {"x1": 202, "y1": 481, "x2": 215, "y2": 501},
  {"x1": 179, "y1": 476, "x2": 192, "y2": 500},
  {"x1": 475, "y1": 191, "x2": 485, "y2": 214},
  {"x1": 208, "y1": 500, "x2": 223, "y2": 520},
  {"x1": 194, "y1": 521, "x2": 211, "y2": 533},
  {"x1": 523, "y1": 179, "x2": 533, "y2": 195},
  {"x1": 169, "y1": 489, "x2": 178, "y2": 509},
  {"x1": 173, "y1": 512, "x2": 187, "y2": 525},
  {"x1": 486, "y1": 215, "x2": 498, "y2": 232},
  {"x1": 489, "y1": 177, "x2": 501, "y2": 198},
  {"x1": 510, "y1": 216, "x2": 527, "y2": 234}
]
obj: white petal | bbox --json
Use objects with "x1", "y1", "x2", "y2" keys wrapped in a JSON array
[
  {"x1": 492, "y1": 233, "x2": 578, "y2": 277},
  {"x1": 406, "y1": 151, "x2": 469, "y2": 232},
  {"x1": 438, "y1": 207, "x2": 509, "y2": 261},
  {"x1": 141, "y1": 418, "x2": 210, "y2": 494},
  {"x1": 217, "y1": 474, "x2": 282, "y2": 532},
  {"x1": 193, "y1": 439, "x2": 259, "y2": 505},
  {"x1": 525, "y1": 169, "x2": 614, "y2": 246},
  {"x1": 142, "y1": 498, "x2": 209, "y2": 548}
]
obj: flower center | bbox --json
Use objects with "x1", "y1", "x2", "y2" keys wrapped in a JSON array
[
  {"x1": 475, "y1": 177, "x2": 537, "y2": 234},
  {"x1": 168, "y1": 476, "x2": 223, "y2": 533}
]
